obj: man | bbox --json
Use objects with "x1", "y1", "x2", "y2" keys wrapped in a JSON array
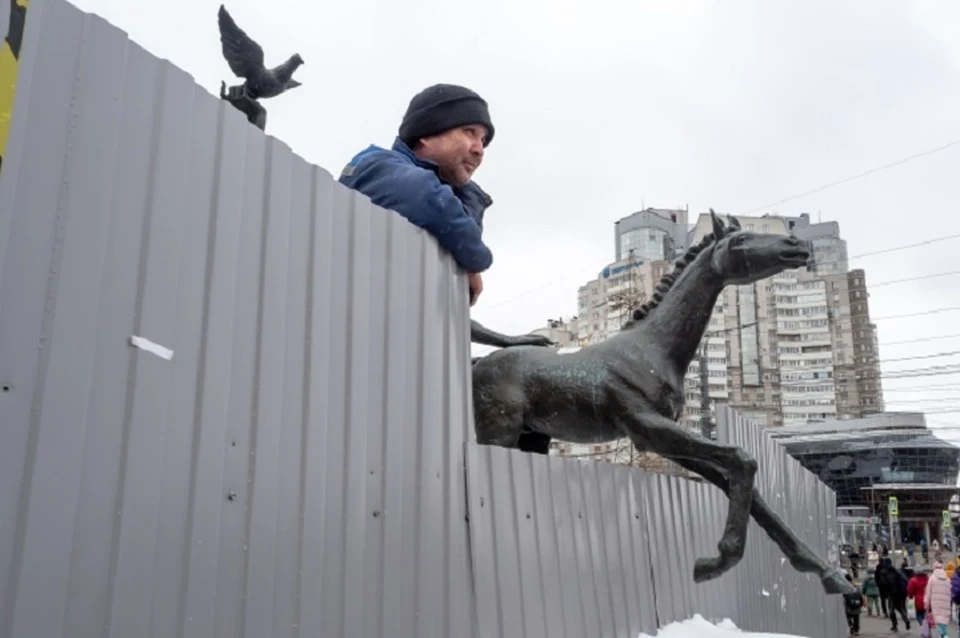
[{"x1": 339, "y1": 83, "x2": 550, "y2": 349}]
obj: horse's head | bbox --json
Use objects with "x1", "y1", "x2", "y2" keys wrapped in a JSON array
[{"x1": 709, "y1": 210, "x2": 812, "y2": 285}]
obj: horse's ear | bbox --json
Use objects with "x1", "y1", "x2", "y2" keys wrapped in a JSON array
[
  {"x1": 710, "y1": 209, "x2": 725, "y2": 238},
  {"x1": 726, "y1": 215, "x2": 742, "y2": 231}
]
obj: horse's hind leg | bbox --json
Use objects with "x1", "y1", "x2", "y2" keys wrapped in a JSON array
[
  {"x1": 667, "y1": 454, "x2": 853, "y2": 595},
  {"x1": 472, "y1": 384, "x2": 527, "y2": 449},
  {"x1": 622, "y1": 410, "x2": 756, "y2": 583}
]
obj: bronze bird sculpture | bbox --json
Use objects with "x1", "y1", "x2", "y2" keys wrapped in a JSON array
[{"x1": 217, "y1": 4, "x2": 304, "y2": 130}]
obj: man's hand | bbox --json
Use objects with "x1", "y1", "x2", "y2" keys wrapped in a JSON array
[{"x1": 468, "y1": 272, "x2": 483, "y2": 306}]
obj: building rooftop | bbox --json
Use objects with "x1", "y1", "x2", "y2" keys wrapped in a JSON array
[{"x1": 769, "y1": 412, "x2": 960, "y2": 453}]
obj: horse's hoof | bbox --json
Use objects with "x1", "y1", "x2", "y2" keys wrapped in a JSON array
[
  {"x1": 821, "y1": 570, "x2": 855, "y2": 595},
  {"x1": 693, "y1": 557, "x2": 723, "y2": 583}
]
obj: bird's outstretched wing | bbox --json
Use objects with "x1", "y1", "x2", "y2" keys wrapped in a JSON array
[{"x1": 217, "y1": 5, "x2": 264, "y2": 79}]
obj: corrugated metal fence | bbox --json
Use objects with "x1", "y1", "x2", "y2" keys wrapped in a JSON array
[
  {"x1": 0, "y1": 2, "x2": 475, "y2": 636},
  {"x1": 466, "y1": 407, "x2": 844, "y2": 638},
  {"x1": 0, "y1": 1, "x2": 844, "y2": 636}
]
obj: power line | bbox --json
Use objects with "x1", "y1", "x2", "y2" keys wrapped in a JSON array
[
  {"x1": 850, "y1": 235, "x2": 960, "y2": 261},
  {"x1": 807, "y1": 234, "x2": 960, "y2": 270},
  {"x1": 881, "y1": 351, "x2": 960, "y2": 364},
  {"x1": 771, "y1": 348, "x2": 960, "y2": 366},
  {"x1": 740, "y1": 138, "x2": 960, "y2": 215},
  {"x1": 882, "y1": 333, "x2": 960, "y2": 347},
  {"x1": 874, "y1": 306, "x2": 960, "y2": 322},
  {"x1": 482, "y1": 139, "x2": 960, "y2": 314},
  {"x1": 486, "y1": 227, "x2": 960, "y2": 315},
  {"x1": 870, "y1": 270, "x2": 960, "y2": 289},
  {"x1": 884, "y1": 384, "x2": 960, "y2": 392},
  {"x1": 776, "y1": 367, "x2": 960, "y2": 385}
]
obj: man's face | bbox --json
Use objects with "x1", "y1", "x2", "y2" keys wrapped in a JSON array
[{"x1": 415, "y1": 124, "x2": 488, "y2": 188}]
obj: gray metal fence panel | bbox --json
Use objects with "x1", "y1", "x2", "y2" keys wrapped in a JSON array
[
  {"x1": 0, "y1": 1, "x2": 475, "y2": 637},
  {"x1": 465, "y1": 409, "x2": 845, "y2": 638},
  {"x1": 714, "y1": 407, "x2": 845, "y2": 638},
  {"x1": 0, "y1": 2, "x2": 848, "y2": 637},
  {"x1": 465, "y1": 445, "x2": 661, "y2": 638}
]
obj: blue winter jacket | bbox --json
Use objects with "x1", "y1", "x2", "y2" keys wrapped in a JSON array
[{"x1": 338, "y1": 138, "x2": 494, "y2": 273}]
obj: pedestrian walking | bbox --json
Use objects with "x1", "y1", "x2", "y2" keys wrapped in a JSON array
[
  {"x1": 908, "y1": 565, "x2": 930, "y2": 625},
  {"x1": 924, "y1": 561, "x2": 951, "y2": 637},
  {"x1": 950, "y1": 566, "x2": 960, "y2": 626},
  {"x1": 877, "y1": 556, "x2": 910, "y2": 631},
  {"x1": 861, "y1": 573, "x2": 881, "y2": 616},
  {"x1": 843, "y1": 573, "x2": 864, "y2": 635}
]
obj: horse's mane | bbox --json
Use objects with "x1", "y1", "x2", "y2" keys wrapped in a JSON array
[{"x1": 620, "y1": 217, "x2": 736, "y2": 330}]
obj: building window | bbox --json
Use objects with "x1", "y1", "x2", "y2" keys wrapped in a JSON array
[{"x1": 619, "y1": 227, "x2": 671, "y2": 262}]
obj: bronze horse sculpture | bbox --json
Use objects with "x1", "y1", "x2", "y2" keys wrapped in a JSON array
[{"x1": 471, "y1": 211, "x2": 852, "y2": 595}]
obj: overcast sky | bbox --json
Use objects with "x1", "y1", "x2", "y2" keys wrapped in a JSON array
[{"x1": 70, "y1": 0, "x2": 960, "y2": 441}]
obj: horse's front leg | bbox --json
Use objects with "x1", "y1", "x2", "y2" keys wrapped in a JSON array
[
  {"x1": 620, "y1": 409, "x2": 756, "y2": 583},
  {"x1": 665, "y1": 453, "x2": 853, "y2": 595}
]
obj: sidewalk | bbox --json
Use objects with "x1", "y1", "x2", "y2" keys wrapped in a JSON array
[{"x1": 854, "y1": 611, "x2": 957, "y2": 636}]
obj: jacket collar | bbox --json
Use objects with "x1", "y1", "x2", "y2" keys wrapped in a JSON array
[{"x1": 391, "y1": 137, "x2": 493, "y2": 210}]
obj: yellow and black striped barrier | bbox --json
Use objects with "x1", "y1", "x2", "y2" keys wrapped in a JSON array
[{"x1": 0, "y1": 0, "x2": 29, "y2": 173}]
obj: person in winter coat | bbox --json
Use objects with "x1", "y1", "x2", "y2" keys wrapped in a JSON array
[
  {"x1": 945, "y1": 559, "x2": 956, "y2": 580},
  {"x1": 860, "y1": 573, "x2": 881, "y2": 616},
  {"x1": 925, "y1": 561, "x2": 952, "y2": 637},
  {"x1": 900, "y1": 561, "x2": 914, "y2": 582},
  {"x1": 842, "y1": 573, "x2": 864, "y2": 635},
  {"x1": 906, "y1": 566, "x2": 929, "y2": 624},
  {"x1": 877, "y1": 557, "x2": 910, "y2": 630},
  {"x1": 339, "y1": 84, "x2": 495, "y2": 303},
  {"x1": 874, "y1": 559, "x2": 890, "y2": 617},
  {"x1": 951, "y1": 568, "x2": 960, "y2": 622},
  {"x1": 337, "y1": 84, "x2": 557, "y2": 363}
]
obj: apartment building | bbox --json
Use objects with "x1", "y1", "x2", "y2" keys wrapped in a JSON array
[
  {"x1": 613, "y1": 207, "x2": 690, "y2": 262},
  {"x1": 691, "y1": 211, "x2": 881, "y2": 428},
  {"x1": 543, "y1": 207, "x2": 883, "y2": 456}
]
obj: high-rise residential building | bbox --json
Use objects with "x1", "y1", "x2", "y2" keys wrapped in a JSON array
[
  {"x1": 690, "y1": 212, "x2": 882, "y2": 428},
  {"x1": 572, "y1": 252, "x2": 673, "y2": 346},
  {"x1": 541, "y1": 207, "x2": 884, "y2": 457},
  {"x1": 846, "y1": 270, "x2": 884, "y2": 412},
  {"x1": 613, "y1": 207, "x2": 689, "y2": 262},
  {"x1": 804, "y1": 220, "x2": 850, "y2": 275}
]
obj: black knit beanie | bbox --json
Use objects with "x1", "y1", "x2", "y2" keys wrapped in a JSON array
[{"x1": 399, "y1": 84, "x2": 495, "y2": 148}]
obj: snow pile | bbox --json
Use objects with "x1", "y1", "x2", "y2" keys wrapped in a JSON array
[{"x1": 638, "y1": 614, "x2": 811, "y2": 638}]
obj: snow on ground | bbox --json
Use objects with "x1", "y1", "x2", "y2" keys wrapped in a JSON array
[{"x1": 638, "y1": 614, "x2": 811, "y2": 638}]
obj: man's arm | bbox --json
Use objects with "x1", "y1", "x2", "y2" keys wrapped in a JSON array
[{"x1": 341, "y1": 151, "x2": 493, "y2": 273}]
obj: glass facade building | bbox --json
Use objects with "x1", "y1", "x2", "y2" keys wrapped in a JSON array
[
  {"x1": 769, "y1": 413, "x2": 960, "y2": 544},
  {"x1": 775, "y1": 428, "x2": 960, "y2": 507}
]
